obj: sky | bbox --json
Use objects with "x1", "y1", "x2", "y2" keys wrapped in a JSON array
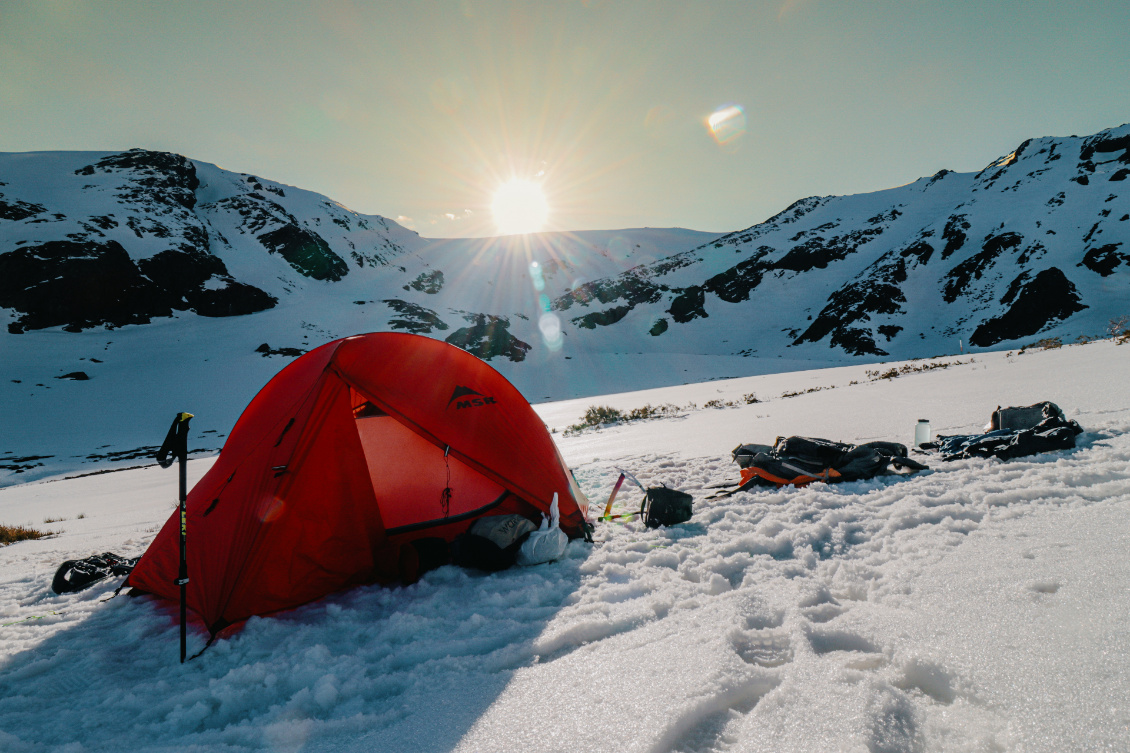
[{"x1": 2, "y1": 0, "x2": 1129, "y2": 238}]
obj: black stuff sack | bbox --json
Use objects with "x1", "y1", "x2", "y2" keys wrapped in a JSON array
[
  {"x1": 52, "y1": 552, "x2": 138, "y2": 594},
  {"x1": 641, "y1": 486, "x2": 694, "y2": 528},
  {"x1": 451, "y1": 514, "x2": 537, "y2": 571}
]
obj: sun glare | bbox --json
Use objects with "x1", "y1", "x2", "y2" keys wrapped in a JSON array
[{"x1": 492, "y1": 179, "x2": 549, "y2": 236}]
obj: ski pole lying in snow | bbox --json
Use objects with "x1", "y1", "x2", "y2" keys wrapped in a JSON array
[{"x1": 156, "y1": 412, "x2": 193, "y2": 664}]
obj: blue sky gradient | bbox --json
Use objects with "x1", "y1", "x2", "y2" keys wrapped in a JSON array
[{"x1": 2, "y1": 0, "x2": 1128, "y2": 237}]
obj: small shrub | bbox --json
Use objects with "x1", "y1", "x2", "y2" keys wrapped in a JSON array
[
  {"x1": 703, "y1": 399, "x2": 725, "y2": 409},
  {"x1": 77, "y1": 513, "x2": 86, "y2": 519},
  {"x1": 866, "y1": 359, "x2": 968, "y2": 381},
  {"x1": 1108, "y1": 316, "x2": 1130, "y2": 344},
  {"x1": 1, "y1": 524, "x2": 49, "y2": 546},
  {"x1": 582, "y1": 405, "x2": 624, "y2": 425},
  {"x1": 742, "y1": 393, "x2": 760, "y2": 404},
  {"x1": 781, "y1": 386, "x2": 826, "y2": 398},
  {"x1": 43, "y1": 516, "x2": 65, "y2": 524},
  {"x1": 1033, "y1": 337, "x2": 1062, "y2": 350},
  {"x1": 563, "y1": 401, "x2": 687, "y2": 435}
]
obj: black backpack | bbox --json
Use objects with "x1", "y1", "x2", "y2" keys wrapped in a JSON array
[
  {"x1": 641, "y1": 486, "x2": 694, "y2": 528},
  {"x1": 724, "y1": 436, "x2": 927, "y2": 493},
  {"x1": 52, "y1": 552, "x2": 138, "y2": 594}
]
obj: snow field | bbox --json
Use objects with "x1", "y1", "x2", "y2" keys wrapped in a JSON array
[{"x1": 0, "y1": 340, "x2": 1128, "y2": 751}]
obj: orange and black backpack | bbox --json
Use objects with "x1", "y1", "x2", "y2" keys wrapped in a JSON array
[{"x1": 713, "y1": 436, "x2": 927, "y2": 497}]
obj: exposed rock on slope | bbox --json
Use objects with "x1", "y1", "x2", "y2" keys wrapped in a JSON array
[
  {"x1": 2, "y1": 124, "x2": 1129, "y2": 367},
  {"x1": 546, "y1": 123, "x2": 1130, "y2": 358}
]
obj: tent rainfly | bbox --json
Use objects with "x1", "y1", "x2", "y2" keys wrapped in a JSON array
[{"x1": 128, "y1": 332, "x2": 592, "y2": 636}]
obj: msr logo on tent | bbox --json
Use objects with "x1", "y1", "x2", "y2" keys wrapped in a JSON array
[{"x1": 447, "y1": 386, "x2": 497, "y2": 410}]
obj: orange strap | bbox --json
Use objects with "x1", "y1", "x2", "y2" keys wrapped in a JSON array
[{"x1": 738, "y1": 465, "x2": 841, "y2": 488}]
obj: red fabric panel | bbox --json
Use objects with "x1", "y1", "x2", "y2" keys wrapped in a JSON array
[
  {"x1": 129, "y1": 342, "x2": 344, "y2": 628},
  {"x1": 216, "y1": 373, "x2": 384, "y2": 623},
  {"x1": 355, "y1": 414, "x2": 504, "y2": 530},
  {"x1": 131, "y1": 351, "x2": 385, "y2": 628},
  {"x1": 332, "y1": 334, "x2": 591, "y2": 535}
]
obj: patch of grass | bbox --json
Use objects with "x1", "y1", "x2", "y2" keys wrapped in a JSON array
[
  {"x1": 865, "y1": 358, "x2": 970, "y2": 381},
  {"x1": 76, "y1": 513, "x2": 86, "y2": 519},
  {"x1": 781, "y1": 385, "x2": 827, "y2": 398},
  {"x1": 43, "y1": 516, "x2": 65, "y2": 524},
  {"x1": 742, "y1": 393, "x2": 760, "y2": 404},
  {"x1": 564, "y1": 402, "x2": 688, "y2": 435},
  {"x1": 1, "y1": 523, "x2": 49, "y2": 546}
]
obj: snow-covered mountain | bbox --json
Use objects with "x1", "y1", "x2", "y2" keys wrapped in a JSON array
[
  {"x1": 552, "y1": 124, "x2": 1130, "y2": 359},
  {"x1": 1, "y1": 124, "x2": 1128, "y2": 483},
  {"x1": 0, "y1": 147, "x2": 714, "y2": 354}
]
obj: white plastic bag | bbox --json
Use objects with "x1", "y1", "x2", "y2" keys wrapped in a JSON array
[{"x1": 516, "y1": 493, "x2": 568, "y2": 566}]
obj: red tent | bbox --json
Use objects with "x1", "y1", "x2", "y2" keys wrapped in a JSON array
[{"x1": 129, "y1": 332, "x2": 592, "y2": 635}]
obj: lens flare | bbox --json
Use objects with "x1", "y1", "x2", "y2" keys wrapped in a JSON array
[
  {"x1": 492, "y1": 179, "x2": 549, "y2": 236},
  {"x1": 539, "y1": 312, "x2": 563, "y2": 351},
  {"x1": 707, "y1": 104, "x2": 746, "y2": 145},
  {"x1": 529, "y1": 261, "x2": 545, "y2": 291}
]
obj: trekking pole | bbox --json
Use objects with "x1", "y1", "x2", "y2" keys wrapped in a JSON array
[{"x1": 156, "y1": 412, "x2": 193, "y2": 664}]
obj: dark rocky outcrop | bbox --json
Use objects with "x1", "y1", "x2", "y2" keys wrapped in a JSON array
[
  {"x1": 0, "y1": 240, "x2": 275, "y2": 333},
  {"x1": 382, "y1": 299, "x2": 448, "y2": 333},
  {"x1": 900, "y1": 240, "x2": 934, "y2": 267},
  {"x1": 774, "y1": 227, "x2": 883, "y2": 273},
  {"x1": 940, "y1": 215, "x2": 970, "y2": 260},
  {"x1": 1080, "y1": 133, "x2": 1130, "y2": 164},
  {"x1": 668, "y1": 286, "x2": 708, "y2": 323},
  {"x1": 969, "y1": 268, "x2": 1087, "y2": 346},
  {"x1": 138, "y1": 250, "x2": 276, "y2": 317},
  {"x1": 554, "y1": 273, "x2": 663, "y2": 311},
  {"x1": 445, "y1": 314, "x2": 531, "y2": 361},
  {"x1": 1079, "y1": 243, "x2": 1127, "y2": 277},
  {"x1": 404, "y1": 269, "x2": 444, "y2": 294},
  {"x1": 75, "y1": 149, "x2": 200, "y2": 211},
  {"x1": 0, "y1": 240, "x2": 171, "y2": 333},
  {"x1": 0, "y1": 198, "x2": 47, "y2": 221},
  {"x1": 573, "y1": 305, "x2": 632, "y2": 329},
  {"x1": 702, "y1": 247, "x2": 773, "y2": 303},
  {"x1": 794, "y1": 256, "x2": 908, "y2": 356},
  {"x1": 258, "y1": 224, "x2": 348, "y2": 281},
  {"x1": 942, "y1": 232, "x2": 1022, "y2": 302},
  {"x1": 256, "y1": 343, "x2": 306, "y2": 357}
]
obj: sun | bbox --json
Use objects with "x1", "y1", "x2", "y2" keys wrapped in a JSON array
[{"x1": 492, "y1": 179, "x2": 549, "y2": 236}]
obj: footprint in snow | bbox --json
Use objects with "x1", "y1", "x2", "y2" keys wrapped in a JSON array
[
  {"x1": 649, "y1": 674, "x2": 781, "y2": 753},
  {"x1": 729, "y1": 628, "x2": 793, "y2": 668},
  {"x1": 798, "y1": 587, "x2": 847, "y2": 624}
]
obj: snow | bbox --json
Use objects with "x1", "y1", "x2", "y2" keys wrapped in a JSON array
[{"x1": 1, "y1": 340, "x2": 1128, "y2": 752}]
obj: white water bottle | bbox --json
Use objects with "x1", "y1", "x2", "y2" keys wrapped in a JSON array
[{"x1": 914, "y1": 419, "x2": 931, "y2": 447}]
